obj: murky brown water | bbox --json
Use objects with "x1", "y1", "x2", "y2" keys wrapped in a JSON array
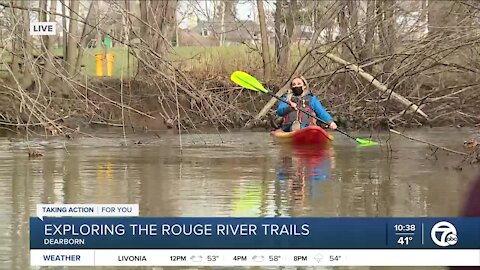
[{"x1": 0, "y1": 127, "x2": 478, "y2": 270}]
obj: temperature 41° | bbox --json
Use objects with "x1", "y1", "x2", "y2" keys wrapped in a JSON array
[{"x1": 397, "y1": 236, "x2": 413, "y2": 245}]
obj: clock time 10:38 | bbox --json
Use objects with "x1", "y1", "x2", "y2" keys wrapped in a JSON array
[{"x1": 394, "y1": 224, "x2": 416, "y2": 232}]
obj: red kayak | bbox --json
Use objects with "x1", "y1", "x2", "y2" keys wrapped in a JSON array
[{"x1": 271, "y1": 126, "x2": 334, "y2": 146}]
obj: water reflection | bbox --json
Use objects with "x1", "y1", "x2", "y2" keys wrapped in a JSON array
[
  {"x1": 230, "y1": 181, "x2": 264, "y2": 217},
  {"x1": 276, "y1": 145, "x2": 333, "y2": 204}
]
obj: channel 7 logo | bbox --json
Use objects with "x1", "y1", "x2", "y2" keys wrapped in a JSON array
[{"x1": 430, "y1": 221, "x2": 458, "y2": 247}]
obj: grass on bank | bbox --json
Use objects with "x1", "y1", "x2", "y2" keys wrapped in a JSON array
[
  {"x1": 85, "y1": 45, "x2": 310, "y2": 78},
  {"x1": 1, "y1": 45, "x2": 318, "y2": 78}
]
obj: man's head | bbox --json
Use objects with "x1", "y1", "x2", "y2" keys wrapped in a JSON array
[{"x1": 290, "y1": 76, "x2": 307, "y2": 96}]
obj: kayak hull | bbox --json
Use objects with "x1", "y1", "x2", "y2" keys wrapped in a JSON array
[{"x1": 271, "y1": 126, "x2": 333, "y2": 146}]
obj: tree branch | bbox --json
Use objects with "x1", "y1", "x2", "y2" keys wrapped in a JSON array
[{"x1": 390, "y1": 129, "x2": 468, "y2": 156}]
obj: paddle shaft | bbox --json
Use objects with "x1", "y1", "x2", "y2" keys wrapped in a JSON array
[{"x1": 265, "y1": 91, "x2": 358, "y2": 141}]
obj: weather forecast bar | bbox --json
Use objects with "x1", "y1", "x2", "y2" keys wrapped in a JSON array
[{"x1": 30, "y1": 249, "x2": 480, "y2": 266}]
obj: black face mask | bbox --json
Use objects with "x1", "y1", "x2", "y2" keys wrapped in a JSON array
[{"x1": 292, "y1": 86, "x2": 303, "y2": 96}]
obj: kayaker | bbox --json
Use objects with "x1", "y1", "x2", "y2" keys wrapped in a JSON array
[{"x1": 276, "y1": 76, "x2": 338, "y2": 132}]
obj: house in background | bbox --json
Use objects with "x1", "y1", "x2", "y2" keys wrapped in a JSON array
[
  {"x1": 177, "y1": 28, "x2": 218, "y2": 47},
  {"x1": 177, "y1": 6, "x2": 322, "y2": 47},
  {"x1": 180, "y1": 20, "x2": 321, "y2": 47},
  {"x1": 190, "y1": 19, "x2": 268, "y2": 46},
  {"x1": 292, "y1": 25, "x2": 315, "y2": 45},
  {"x1": 178, "y1": 13, "x2": 278, "y2": 47}
]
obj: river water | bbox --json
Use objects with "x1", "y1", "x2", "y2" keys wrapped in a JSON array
[{"x1": 0, "y1": 127, "x2": 478, "y2": 270}]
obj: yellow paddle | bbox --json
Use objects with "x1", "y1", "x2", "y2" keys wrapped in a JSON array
[{"x1": 231, "y1": 71, "x2": 378, "y2": 146}]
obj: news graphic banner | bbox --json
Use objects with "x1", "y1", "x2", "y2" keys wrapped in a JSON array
[{"x1": 30, "y1": 204, "x2": 480, "y2": 266}]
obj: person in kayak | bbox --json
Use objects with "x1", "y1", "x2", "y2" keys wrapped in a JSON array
[{"x1": 276, "y1": 76, "x2": 337, "y2": 132}]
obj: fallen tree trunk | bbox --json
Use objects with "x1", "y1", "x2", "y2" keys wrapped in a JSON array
[
  {"x1": 322, "y1": 52, "x2": 429, "y2": 119},
  {"x1": 250, "y1": 51, "x2": 429, "y2": 126}
]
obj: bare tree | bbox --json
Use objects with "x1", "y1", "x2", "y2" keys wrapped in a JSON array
[
  {"x1": 9, "y1": 0, "x2": 34, "y2": 89},
  {"x1": 137, "y1": 0, "x2": 178, "y2": 74},
  {"x1": 74, "y1": 1, "x2": 94, "y2": 73},
  {"x1": 40, "y1": 0, "x2": 58, "y2": 84},
  {"x1": 257, "y1": 0, "x2": 272, "y2": 80},
  {"x1": 377, "y1": 0, "x2": 396, "y2": 73},
  {"x1": 65, "y1": 0, "x2": 80, "y2": 75},
  {"x1": 428, "y1": 0, "x2": 456, "y2": 36},
  {"x1": 275, "y1": 0, "x2": 296, "y2": 75},
  {"x1": 362, "y1": 0, "x2": 376, "y2": 73}
]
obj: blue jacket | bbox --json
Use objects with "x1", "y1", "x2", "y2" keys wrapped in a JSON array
[{"x1": 276, "y1": 91, "x2": 334, "y2": 127}]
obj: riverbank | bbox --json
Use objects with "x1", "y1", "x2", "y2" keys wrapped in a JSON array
[
  {"x1": 1, "y1": 45, "x2": 479, "y2": 135},
  {"x1": 0, "y1": 74, "x2": 479, "y2": 136}
]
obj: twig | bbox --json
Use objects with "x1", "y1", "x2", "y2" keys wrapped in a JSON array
[
  {"x1": 174, "y1": 72, "x2": 182, "y2": 155},
  {"x1": 121, "y1": 65, "x2": 127, "y2": 146},
  {"x1": 89, "y1": 121, "x2": 124, "y2": 127},
  {"x1": 390, "y1": 129, "x2": 468, "y2": 156},
  {"x1": 63, "y1": 142, "x2": 69, "y2": 154}
]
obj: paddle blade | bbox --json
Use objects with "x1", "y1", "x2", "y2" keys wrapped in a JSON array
[
  {"x1": 230, "y1": 71, "x2": 268, "y2": 93},
  {"x1": 355, "y1": 138, "x2": 379, "y2": 146}
]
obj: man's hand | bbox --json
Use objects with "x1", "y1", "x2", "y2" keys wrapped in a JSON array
[
  {"x1": 329, "y1": 122, "x2": 337, "y2": 130},
  {"x1": 289, "y1": 101, "x2": 298, "y2": 110}
]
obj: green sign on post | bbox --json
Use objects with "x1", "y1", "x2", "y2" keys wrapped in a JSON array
[{"x1": 103, "y1": 37, "x2": 112, "y2": 48}]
